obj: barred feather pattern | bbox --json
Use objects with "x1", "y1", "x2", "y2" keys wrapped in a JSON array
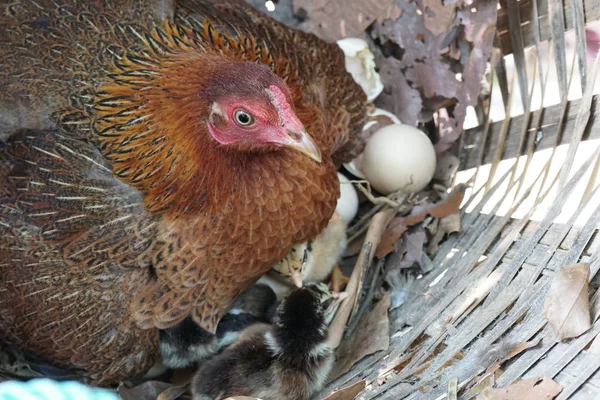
[
  {"x1": 0, "y1": 0, "x2": 367, "y2": 383},
  {"x1": 0, "y1": 130, "x2": 159, "y2": 383}
]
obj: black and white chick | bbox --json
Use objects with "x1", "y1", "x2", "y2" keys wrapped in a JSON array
[
  {"x1": 158, "y1": 316, "x2": 219, "y2": 370},
  {"x1": 191, "y1": 283, "x2": 345, "y2": 400},
  {"x1": 158, "y1": 284, "x2": 276, "y2": 369},
  {"x1": 216, "y1": 283, "x2": 277, "y2": 348}
]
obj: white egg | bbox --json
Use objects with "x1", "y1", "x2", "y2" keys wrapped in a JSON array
[
  {"x1": 342, "y1": 158, "x2": 366, "y2": 180},
  {"x1": 343, "y1": 107, "x2": 402, "y2": 179},
  {"x1": 335, "y1": 173, "x2": 359, "y2": 225},
  {"x1": 362, "y1": 124, "x2": 436, "y2": 195}
]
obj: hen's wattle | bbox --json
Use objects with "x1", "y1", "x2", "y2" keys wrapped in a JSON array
[{"x1": 0, "y1": 0, "x2": 368, "y2": 384}]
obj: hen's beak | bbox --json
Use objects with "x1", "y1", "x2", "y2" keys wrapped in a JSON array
[
  {"x1": 291, "y1": 270, "x2": 303, "y2": 288},
  {"x1": 266, "y1": 84, "x2": 322, "y2": 162},
  {"x1": 283, "y1": 128, "x2": 322, "y2": 163}
]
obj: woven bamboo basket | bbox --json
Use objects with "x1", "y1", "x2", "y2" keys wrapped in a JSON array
[
  {"x1": 312, "y1": 0, "x2": 600, "y2": 399},
  {"x1": 2, "y1": 1, "x2": 599, "y2": 400}
]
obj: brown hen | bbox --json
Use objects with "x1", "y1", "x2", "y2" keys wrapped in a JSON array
[{"x1": 0, "y1": 0, "x2": 367, "y2": 384}]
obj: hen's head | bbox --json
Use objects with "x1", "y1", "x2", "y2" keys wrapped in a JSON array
[
  {"x1": 96, "y1": 47, "x2": 328, "y2": 215},
  {"x1": 204, "y1": 62, "x2": 321, "y2": 162}
]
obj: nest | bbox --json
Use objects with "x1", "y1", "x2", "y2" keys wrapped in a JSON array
[
  {"x1": 315, "y1": 0, "x2": 600, "y2": 399},
  {"x1": 4, "y1": 1, "x2": 600, "y2": 400}
]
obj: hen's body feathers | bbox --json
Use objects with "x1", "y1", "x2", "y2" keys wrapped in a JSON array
[{"x1": 0, "y1": 0, "x2": 367, "y2": 383}]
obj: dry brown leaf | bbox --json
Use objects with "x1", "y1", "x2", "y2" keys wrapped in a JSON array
[
  {"x1": 156, "y1": 384, "x2": 187, "y2": 400},
  {"x1": 385, "y1": 228, "x2": 427, "y2": 270},
  {"x1": 403, "y1": 230, "x2": 427, "y2": 265},
  {"x1": 487, "y1": 340, "x2": 540, "y2": 372},
  {"x1": 421, "y1": 185, "x2": 466, "y2": 220},
  {"x1": 323, "y1": 380, "x2": 367, "y2": 400},
  {"x1": 428, "y1": 213, "x2": 461, "y2": 254},
  {"x1": 375, "y1": 58, "x2": 423, "y2": 125},
  {"x1": 294, "y1": 0, "x2": 394, "y2": 41},
  {"x1": 403, "y1": 184, "x2": 466, "y2": 226},
  {"x1": 463, "y1": 340, "x2": 540, "y2": 396},
  {"x1": 344, "y1": 231, "x2": 367, "y2": 257},
  {"x1": 434, "y1": 152, "x2": 460, "y2": 187},
  {"x1": 118, "y1": 381, "x2": 172, "y2": 400},
  {"x1": 377, "y1": 4, "x2": 402, "y2": 24},
  {"x1": 328, "y1": 209, "x2": 395, "y2": 349},
  {"x1": 376, "y1": 185, "x2": 466, "y2": 259},
  {"x1": 224, "y1": 397, "x2": 262, "y2": 400},
  {"x1": 331, "y1": 293, "x2": 390, "y2": 380},
  {"x1": 372, "y1": 1, "x2": 497, "y2": 151},
  {"x1": 423, "y1": 0, "x2": 457, "y2": 37},
  {"x1": 376, "y1": 224, "x2": 407, "y2": 259},
  {"x1": 440, "y1": 213, "x2": 461, "y2": 234},
  {"x1": 544, "y1": 263, "x2": 592, "y2": 341},
  {"x1": 477, "y1": 377, "x2": 562, "y2": 400}
]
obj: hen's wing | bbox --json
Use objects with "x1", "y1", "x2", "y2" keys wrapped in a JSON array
[
  {"x1": 0, "y1": 129, "x2": 158, "y2": 381},
  {"x1": 0, "y1": 0, "x2": 170, "y2": 142},
  {"x1": 0, "y1": 129, "x2": 157, "y2": 262}
]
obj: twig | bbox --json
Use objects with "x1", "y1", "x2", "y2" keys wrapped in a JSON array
[
  {"x1": 346, "y1": 191, "x2": 410, "y2": 243},
  {"x1": 347, "y1": 203, "x2": 385, "y2": 237},
  {"x1": 347, "y1": 221, "x2": 371, "y2": 245},
  {"x1": 353, "y1": 180, "x2": 402, "y2": 207},
  {"x1": 345, "y1": 258, "x2": 385, "y2": 338},
  {"x1": 348, "y1": 243, "x2": 372, "y2": 326},
  {"x1": 327, "y1": 208, "x2": 396, "y2": 349}
]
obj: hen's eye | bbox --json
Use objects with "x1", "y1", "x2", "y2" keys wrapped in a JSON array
[{"x1": 234, "y1": 109, "x2": 254, "y2": 126}]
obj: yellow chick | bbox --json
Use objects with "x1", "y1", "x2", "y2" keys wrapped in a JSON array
[{"x1": 268, "y1": 213, "x2": 347, "y2": 290}]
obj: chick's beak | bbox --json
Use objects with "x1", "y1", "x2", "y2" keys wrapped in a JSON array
[
  {"x1": 331, "y1": 291, "x2": 348, "y2": 305},
  {"x1": 323, "y1": 291, "x2": 348, "y2": 324},
  {"x1": 328, "y1": 291, "x2": 348, "y2": 313},
  {"x1": 283, "y1": 127, "x2": 322, "y2": 163},
  {"x1": 291, "y1": 270, "x2": 304, "y2": 288}
]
